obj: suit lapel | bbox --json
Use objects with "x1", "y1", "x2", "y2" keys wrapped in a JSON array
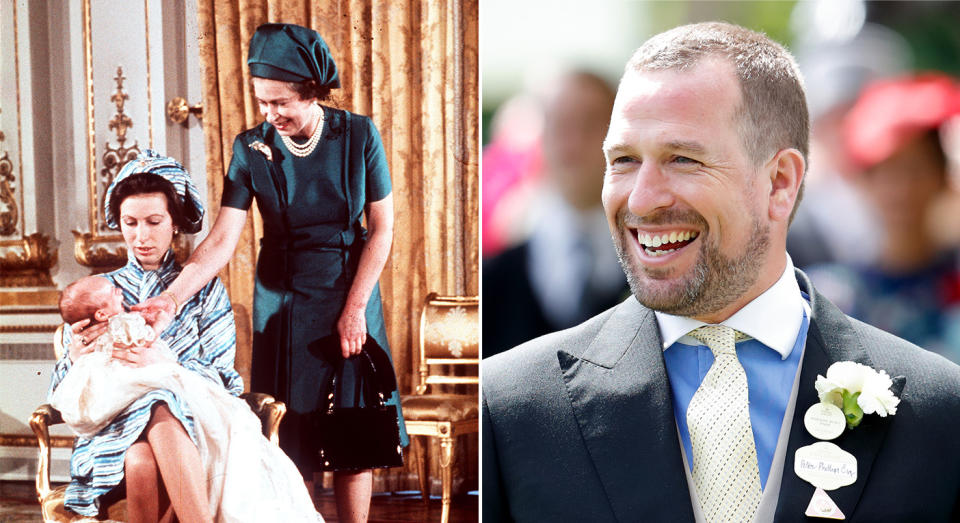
[
  {"x1": 558, "y1": 298, "x2": 695, "y2": 522},
  {"x1": 775, "y1": 270, "x2": 906, "y2": 520}
]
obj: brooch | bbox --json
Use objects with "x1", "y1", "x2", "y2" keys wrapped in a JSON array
[{"x1": 249, "y1": 141, "x2": 273, "y2": 161}]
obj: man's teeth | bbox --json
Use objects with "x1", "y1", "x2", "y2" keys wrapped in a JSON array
[
  {"x1": 638, "y1": 231, "x2": 697, "y2": 247},
  {"x1": 638, "y1": 230, "x2": 699, "y2": 256},
  {"x1": 648, "y1": 248, "x2": 676, "y2": 257}
]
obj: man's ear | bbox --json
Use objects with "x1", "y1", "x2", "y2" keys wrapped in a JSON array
[{"x1": 767, "y1": 148, "x2": 805, "y2": 223}]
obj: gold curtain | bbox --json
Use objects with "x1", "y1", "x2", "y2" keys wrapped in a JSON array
[{"x1": 196, "y1": 0, "x2": 478, "y2": 494}]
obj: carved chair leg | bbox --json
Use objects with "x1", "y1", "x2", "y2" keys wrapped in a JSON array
[
  {"x1": 439, "y1": 434, "x2": 455, "y2": 523},
  {"x1": 29, "y1": 405, "x2": 55, "y2": 506},
  {"x1": 414, "y1": 436, "x2": 429, "y2": 503}
]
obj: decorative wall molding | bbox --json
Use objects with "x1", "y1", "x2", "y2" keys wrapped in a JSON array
[
  {"x1": 73, "y1": 230, "x2": 190, "y2": 272},
  {"x1": 0, "y1": 0, "x2": 24, "y2": 241},
  {"x1": 0, "y1": 0, "x2": 53, "y2": 289},
  {"x1": 0, "y1": 325, "x2": 59, "y2": 334},
  {"x1": 0, "y1": 291, "x2": 58, "y2": 308},
  {"x1": 71, "y1": 230, "x2": 126, "y2": 271},
  {"x1": 0, "y1": 232, "x2": 57, "y2": 286},
  {"x1": 73, "y1": 0, "x2": 171, "y2": 271},
  {"x1": 0, "y1": 142, "x2": 18, "y2": 237},
  {"x1": 99, "y1": 66, "x2": 141, "y2": 232},
  {"x1": 0, "y1": 342, "x2": 57, "y2": 359}
]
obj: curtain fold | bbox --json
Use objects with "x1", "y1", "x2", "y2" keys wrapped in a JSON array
[{"x1": 197, "y1": 0, "x2": 478, "y2": 494}]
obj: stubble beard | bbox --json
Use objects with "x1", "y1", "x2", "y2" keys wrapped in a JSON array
[{"x1": 612, "y1": 208, "x2": 770, "y2": 318}]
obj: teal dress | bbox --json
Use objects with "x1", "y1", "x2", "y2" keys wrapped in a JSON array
[{"x1": 222, "y1": 106, "x2": 408, "y2": 474}]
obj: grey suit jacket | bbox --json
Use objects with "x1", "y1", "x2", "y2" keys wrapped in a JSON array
[{"x1": 482, "y1": 270, "x2": 960, "y2": 522}]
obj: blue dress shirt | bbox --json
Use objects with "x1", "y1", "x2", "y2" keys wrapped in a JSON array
[
  {"x1": 663, "y1": 312, "x2": 808, "y2": 489},
  {"x1": 655, "y1": 257, "x2": 810, "y2": 490}
]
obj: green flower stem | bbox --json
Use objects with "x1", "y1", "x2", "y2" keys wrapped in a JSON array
[{"x1": 842, "y1": 390, "x2": 863, "y2": 429}]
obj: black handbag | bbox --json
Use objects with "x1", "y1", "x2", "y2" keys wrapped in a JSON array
[{"x1": 314, "y1": 349, "x2": 404, "y2": 471}]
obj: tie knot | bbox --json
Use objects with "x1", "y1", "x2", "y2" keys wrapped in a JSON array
[{"x1": 688, "y1": 324, "x2": 746, "y2": 356}]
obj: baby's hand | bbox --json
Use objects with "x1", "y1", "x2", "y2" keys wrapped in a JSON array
[{"x1": 132, "y1": 295, "x2": 175, "y2": 333}]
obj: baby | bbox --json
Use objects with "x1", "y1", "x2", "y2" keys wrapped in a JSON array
[
  {"x1": 52, "y1": 276, "x2": 175, "y2": 437},
  {"x1": 59, "y1": 275, "x2": 126, "y2": 328},
  {"x1": 58, "y1": 275, "x2": 165, "y2": 355}
]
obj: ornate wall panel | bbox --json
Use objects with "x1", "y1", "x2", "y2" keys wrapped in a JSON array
[
  {"x1": 73, "y1": 0, "x2": 153, "y2": 272},
  {"x1": 0, "y1": 0, "x2": 56, "y2": 288},
  {"x1": 68, "y1": 0, "x2": 193, "y2": 276},
  {"x1": 0, "y1": 2, "x2": 65, "y2": 473}
]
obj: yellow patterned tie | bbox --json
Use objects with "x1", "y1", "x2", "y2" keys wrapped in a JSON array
[{"x1": 686, "y1": 325, "x2": 762, "y2": 522}]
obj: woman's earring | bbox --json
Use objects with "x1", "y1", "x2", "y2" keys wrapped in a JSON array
[{"x1": 173, "y1": 226, "x2": 179, "y2": 235}]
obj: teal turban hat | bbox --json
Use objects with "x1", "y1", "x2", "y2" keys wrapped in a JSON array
[{"x1": 247, "y1": 23, "x2": 340, "y2": 88}]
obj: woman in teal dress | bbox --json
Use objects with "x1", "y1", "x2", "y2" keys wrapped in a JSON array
[{"x1": 136, "y1": 23, "x2": 407, "y2": 523}]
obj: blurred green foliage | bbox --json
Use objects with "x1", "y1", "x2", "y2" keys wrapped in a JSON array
[
  {"x1": 870, "y1": 3, "x2": 960, "y2": 75},
  {"x1": 645, "y1": 1, "x2": 798, "y2": 48}
]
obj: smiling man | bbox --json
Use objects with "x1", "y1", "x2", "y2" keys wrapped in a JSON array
[{"x1": 482, "y1": 22, "x2": 960, "y2": 522}]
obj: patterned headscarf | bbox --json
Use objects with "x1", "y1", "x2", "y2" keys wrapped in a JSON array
[{"x1": 104, "y1": 150, "x2": 204, "y2": 233}]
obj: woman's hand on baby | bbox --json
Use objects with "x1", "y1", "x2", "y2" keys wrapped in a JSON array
[
  {"x1": 337, "y1": 305, "x2": 367, "y2": 358},
  {"x1": 68, "y1": 319, "x2": 107, "y2": 362}
]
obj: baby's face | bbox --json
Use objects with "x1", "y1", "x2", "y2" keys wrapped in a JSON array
[{"x1": 92, "y1": 281, "x2": 125, "y2": 317}]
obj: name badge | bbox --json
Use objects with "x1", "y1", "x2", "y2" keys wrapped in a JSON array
[
  {"x1": 794, "y1": 441, "x2": 857, "y2": 490},
  {"x1": 806, "y1": 487, "x2": 845, "y2": 520},
  {"x1": 804, "y1": 402, "x2": 846, "y2": 441}
]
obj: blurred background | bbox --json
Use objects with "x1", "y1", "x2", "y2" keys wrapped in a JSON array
[{"x1": 480, "y1": 0, "x2": 960, "y2": 363}]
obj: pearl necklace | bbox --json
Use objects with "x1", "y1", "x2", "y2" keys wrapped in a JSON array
[{"x1": 280, "y1": 105, "x2": 324, "y2": 158}]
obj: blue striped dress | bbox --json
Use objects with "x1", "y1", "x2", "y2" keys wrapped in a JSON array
[{"x1": 48, "y1": 251, "x2": 242, "y2": 516}]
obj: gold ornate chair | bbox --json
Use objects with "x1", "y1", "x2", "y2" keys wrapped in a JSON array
[
  {"x1": 399, "y1": 293, "x2": 479, "y2": 523},
  {"x1": 30, "y1": 326, "x2": 286, "y2": 522}
]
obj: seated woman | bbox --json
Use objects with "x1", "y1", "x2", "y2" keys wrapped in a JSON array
[{"x1": 49, "y1": 151, "x2": 320, "y2": 522}]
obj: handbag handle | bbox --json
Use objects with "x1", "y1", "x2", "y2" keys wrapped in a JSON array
[{"x1": 325, "y1": 349, "x2": 393, "y2": 413}]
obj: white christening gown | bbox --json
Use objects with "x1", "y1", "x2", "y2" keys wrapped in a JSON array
[{"x1": 51, "y1": 313, "x2": 322, "y2": 522}]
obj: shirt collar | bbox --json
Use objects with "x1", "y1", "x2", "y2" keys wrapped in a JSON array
[
  {"x1": 124, "y1": 248, "x2": 177, "y2": 275},
  {"x1": 654, "y1": 254, "x2": 810, "y2": 360}
]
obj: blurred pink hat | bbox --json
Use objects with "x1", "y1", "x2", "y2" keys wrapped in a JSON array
[{"x1": 844, "y1": 73, "x2": 960, "y2": 169}]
